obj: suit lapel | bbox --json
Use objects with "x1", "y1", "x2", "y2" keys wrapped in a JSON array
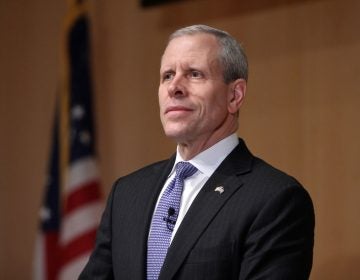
[
  {"x1": 128, "y1": 156, "x2": 176, "y2": 279},
  {"x1": 159, "y1": 139, "x2": 253, "y2": 280}
]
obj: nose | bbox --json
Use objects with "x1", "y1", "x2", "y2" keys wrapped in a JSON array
[{"x1": 168, "y1": 75, "x2": 186, "y2": 98}]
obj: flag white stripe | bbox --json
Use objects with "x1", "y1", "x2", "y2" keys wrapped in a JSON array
[
  {"x1": 66, "y1": 157, "x2": 99, "y2": 193},
  {"x1": 61, "y1": 201, "x2": 102, "y2": 245},
  {"x1": 59, "y1": 253, "x2": 91, "y2": 280}
]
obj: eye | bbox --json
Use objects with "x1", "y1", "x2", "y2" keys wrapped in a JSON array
[
  {"x1": 190, "y1": 70, "x2": 203, "y2": 79},
  {"x1": 162, "y1": 71, "x2": 174, "y2": 82}
]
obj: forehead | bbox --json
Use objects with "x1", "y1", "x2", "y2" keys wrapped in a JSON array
[{"x1": 161, "y1": 34, "x2": 220, "y2": 67}]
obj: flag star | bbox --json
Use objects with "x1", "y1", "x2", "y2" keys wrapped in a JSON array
[
  {"x1": 40, "y1": 207, "x2": 51, "y2": 221},
  {"x1": 72, "y1": 105, "x2": 85, "y2": 120},
  {"x1": 80, "y1": 130, "x2": 91, "y2": 145}
]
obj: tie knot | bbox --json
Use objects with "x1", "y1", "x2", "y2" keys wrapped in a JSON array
[{"x1": 175, "y1": 161, "x2": 198, "y2": 180}]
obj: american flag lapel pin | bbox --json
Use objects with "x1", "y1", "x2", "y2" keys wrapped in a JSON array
[{"x1": 214, "y1": 186, "x2": 224, "y2": 194}]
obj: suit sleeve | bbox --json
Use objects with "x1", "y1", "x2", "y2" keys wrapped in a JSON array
[
  {"x1": 78, "y1": 180, "x2": 118, "y2": 280},
  {"x1": 239, "y1": 184, "x2": 315, "y2": 280}
]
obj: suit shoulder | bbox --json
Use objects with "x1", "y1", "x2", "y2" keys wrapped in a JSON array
[
  {"x1": 107, "y1": 158, "x2": 173, "y2": 199},
  {"x1": 249, "y1": 156, "x2": 307, "y2": 194},
  {"x1": 243, "y1": 156, "x2": 314, "y2": 218},
  {"x1": 116, "y1": 158, "x2": 171, "y2": 183}
]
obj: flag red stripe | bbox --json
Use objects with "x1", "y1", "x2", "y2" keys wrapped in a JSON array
[
  {"x1": 45, "y1": 231, "x2": 61, "y2": 280},
  {"x1": 64, "y1": 180, "x2": 102, "y2": 214},
  {"x1": 61, "y1": 228, "x2": 97, "y2": 267}
]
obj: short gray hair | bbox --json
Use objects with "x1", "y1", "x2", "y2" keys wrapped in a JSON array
[{"x1": 168, "y1": 24, "x2": 248, "y2": 83}]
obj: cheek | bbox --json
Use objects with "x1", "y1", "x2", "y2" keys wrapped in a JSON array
[
  {"x1": 204, "y1": 94, "x2": 228, "y2": 115},
  {"x1": 158, "y1": 89, "x2": 166, "y2": 108}
]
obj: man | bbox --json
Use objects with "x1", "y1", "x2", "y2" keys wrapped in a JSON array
[{"x1": 80, "y1": 25, "x2": 314, "y2": 280}]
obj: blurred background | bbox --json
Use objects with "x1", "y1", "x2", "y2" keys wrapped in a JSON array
[{"x1": 0, "y1": 0, "x2": 359, "y2": 279}]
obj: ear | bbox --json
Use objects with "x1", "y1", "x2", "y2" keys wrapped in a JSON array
[{"x1": 227, "y1": 79, "x2": 246, "y2": 114}]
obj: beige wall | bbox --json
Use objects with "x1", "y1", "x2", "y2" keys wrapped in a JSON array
[{"x1": 1, "y1": 0, "x2": 359, "y2": 278}]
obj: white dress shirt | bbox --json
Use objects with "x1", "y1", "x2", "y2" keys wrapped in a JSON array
[{"x1": 152, "y1": 134, "x2": 239, "y2": 242}]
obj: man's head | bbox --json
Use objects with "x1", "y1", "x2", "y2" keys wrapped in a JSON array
[
  {"x1": 169, "y1": 25, "x2": 248, "y2": 84},
  {"x1": 158, "y1": 25, "x2": 247, "y2": 158}
]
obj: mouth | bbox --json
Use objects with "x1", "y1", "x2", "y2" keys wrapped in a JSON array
[{"x1": 165, "y1": 106, "x2": 193, "y2": 114}]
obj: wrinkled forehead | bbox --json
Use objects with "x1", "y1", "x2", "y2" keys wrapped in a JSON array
[{"x1": 161, "y1": 34, "x2": 221, "y2": 65}]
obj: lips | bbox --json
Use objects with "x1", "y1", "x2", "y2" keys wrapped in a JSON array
[{"x1": 165, "y1": 106, "x2": 193, "y2": 114}]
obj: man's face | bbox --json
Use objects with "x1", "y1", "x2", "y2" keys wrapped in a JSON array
[{"x1": 159, "y1": 34, "x2": 235, "y2": 144}]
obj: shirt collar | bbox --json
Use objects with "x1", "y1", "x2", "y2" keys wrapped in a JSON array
[{"x1": 169, "y1": 133, "x2": 239, "y2": 177}]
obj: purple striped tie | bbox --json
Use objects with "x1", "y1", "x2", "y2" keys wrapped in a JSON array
[{"x1": 147, "y1": 161, "x2": 198, "y2": 280}]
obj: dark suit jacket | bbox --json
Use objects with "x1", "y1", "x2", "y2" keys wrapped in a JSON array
[{"x1": 79, "y1": 139, "x2": 314, "y2": 280}]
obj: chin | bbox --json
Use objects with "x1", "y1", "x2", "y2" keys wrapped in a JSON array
[{"x1": 164, "y1": 129, "x2": 189, "y2": 142}]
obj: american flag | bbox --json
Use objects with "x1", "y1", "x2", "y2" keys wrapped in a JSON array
[{"x1": 33, "y1": 1, "x2": 103, "y2": 279}]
